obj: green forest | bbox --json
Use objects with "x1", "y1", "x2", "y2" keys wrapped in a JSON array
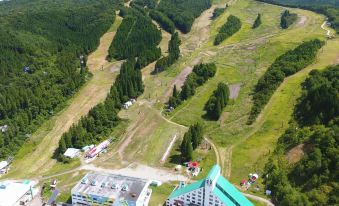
[
  {"x1": 281, "y1": 10, "x2": 298, "y2": 29},
  {"x1": 57, "y1": 58, "x2": 144, "y2": 161},
  {"x1": 214, "y1": 15, "x2": 242, "y2": 45},
  {"x1": 153, "y1": 32, "x2": 181, "y2": 73},
  {"x1": 248, "y1": 39, "x2": 324, "y2": 124},
  {"x1": 0, "y1": 0, "x2": 122, "y2": 159},
  {"x1": 149, "y1": 10, "x2": 176, "y2": 34},
  {"x1": 204, "y1": 83, "x2": 230, "y2": 120},
  {"x1": 264, "y1": 65, "x2": 338, "y2": 206},
  {"x1": 157, "y1": 0, "x2": 212, "y2": 33},
  {"x1": 256, "y1": 0, "x2": 339, "y2": 32},
  {"x1": 107, "y1": 7, "x2": 162, "y2": 61},
  {"x1": 168, "y1": 63, "x2": 217, "y2": 108}
]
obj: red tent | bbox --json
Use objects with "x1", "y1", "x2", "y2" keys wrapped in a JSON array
[{"x1": 188, "y1": 161, "x2": 199, "y2": 168}]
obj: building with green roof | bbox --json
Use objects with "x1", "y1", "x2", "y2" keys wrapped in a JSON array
[{"x1": 166, "y1": 165, "x2": 253, "y2": 206}]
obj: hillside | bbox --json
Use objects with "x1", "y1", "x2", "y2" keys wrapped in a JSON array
[
  {"x1": 0, "y1": 0, "x2": 122, "y2": 159},
  {"x1": 256, "y1": 0, "x2": 339, "y2": 32},
  {"x1": 0, "y1": 0, "x2": 338, "y2": 205},
  {"x1": 264, "y1": 65, "x2": 338, "y2": 205}
]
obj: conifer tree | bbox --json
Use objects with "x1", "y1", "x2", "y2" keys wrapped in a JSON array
[{"x1": 252, "y1": 13, "x2": 262, "y2": 29}]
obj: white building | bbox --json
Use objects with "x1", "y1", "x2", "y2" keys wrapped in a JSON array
[
  {"x1": 71, "y1": 172, "x2": 152, "y2": 206},
  {"x1": 63, "y1": 148, "x2": 80, "y2": 159},
  {"x1": 166, "y1": 165, "x2": 254, "y2": 206},
  {"x1": 0, "y1": 161, "x2": 8, "y2": 174},
  {"x1": 0, "y1": 180, "x2": 38, "y2": 206}
]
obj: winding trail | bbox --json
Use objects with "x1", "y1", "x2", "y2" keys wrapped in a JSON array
[{"x1": 321, "y1": 21, "x2": 332, "y2": 37}]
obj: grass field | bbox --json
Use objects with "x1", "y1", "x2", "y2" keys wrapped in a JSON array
[{"x1": 147, "y1": 0, "x2": 336, "y2": 200}]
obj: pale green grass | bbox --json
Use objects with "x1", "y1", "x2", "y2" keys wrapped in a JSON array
[{"x1": 149, "y1": 183, "x2": 177, "y2": 206}]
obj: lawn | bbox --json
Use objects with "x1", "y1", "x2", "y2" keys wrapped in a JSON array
[{"x1": 149, "y1": 183, "x2": 177, "y2": 206}]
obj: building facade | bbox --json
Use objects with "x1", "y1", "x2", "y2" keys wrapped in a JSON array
[
  {"x1": 166, "y1": 165, "x2": 254, "y2": 206},
  {"x1": 71, "y1": 172, "x2": 152, "y2": 206}
]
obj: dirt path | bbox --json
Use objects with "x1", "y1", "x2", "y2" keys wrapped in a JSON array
[
  {"x1": 204, "y1": 137, "x2": 220, "y2": 166},
  {"x1": 321, "y1": 21, "x2": 333, "y2": 37},
  {"x1": 161, "y1": 135, "x2": 177, "y2": 163},
  {"x1": 243, "y1": 193, "x2": 275, "y2": 206},
  {"x1": 87, "y1": 16, "x2": 122, "y2": 71}
]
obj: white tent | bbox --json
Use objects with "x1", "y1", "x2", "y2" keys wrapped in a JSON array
[{"x1": 64, "y1": 148, "x2": 80, "y2": 158}]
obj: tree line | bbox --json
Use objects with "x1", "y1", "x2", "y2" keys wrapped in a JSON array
[
  {"x1": 153, "y1": 32, "x2": 181, "y2": 73},
  {"x1": 204, "y1": 82, "x2": 230, "y2": 120},
  {"x1": 57, "y1": 58, "x2": 144, "y2": 162},
  {"x1": 214, "y1": 15, "x2": 242, "y2": 45},
  {"x1": 0, "y1": 0, "x2": 122, "y2": 159},
  {"x1": 212, "y1": 5, "x2": 228, "y2": 19},
  {"x1": 168, "y1": 63, "x2": 217, "y2": 108},
  {"x1": 280, "y1": 10, "x2": 297, "y2": 29},
  {"x1": 149, "y1": 10, "x2": 176, "y2": 34},
  {"x1": 157, "y1": 0, "x2": 212, "y2": 33},
  {"x1": 247, "y1": 39, "x2": 324, "y2": 124},
  {"x1": 264, "y1": 65, "x2": 338, "y2": 206},
  {"x1": 180, "y1": 123, "x2": 204, "y2": 161}
]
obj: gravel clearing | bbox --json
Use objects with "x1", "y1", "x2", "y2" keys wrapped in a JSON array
[{"x1": 82, "y1": 163, "x2": 187, "y2": 182}]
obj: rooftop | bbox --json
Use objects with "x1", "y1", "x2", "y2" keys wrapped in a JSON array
[
  {"x1": 0, "y1": 180, "x2": 34, "y2": 206},
  {"x1": 168, "y1": 165, "x2": 254, "y2": 206},
  {"x1": 72, "y1": 172, "x2": 149, "y2": 202}
]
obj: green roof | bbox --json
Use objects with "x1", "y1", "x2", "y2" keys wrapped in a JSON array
[
  {"x1": 168, "y1": 179, "x2": 205, "y2": 199},
  {"x1": 214, "y1": 175, "x2": 254, "y2": 206},
  {"x1": 207, "y1": 164, "x2": 220, "y2": 180}
]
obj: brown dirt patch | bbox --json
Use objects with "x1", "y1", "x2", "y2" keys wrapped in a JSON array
[
  {"x1": 297, "y1": 15, "x2": 307, "y2": 27},
  {"x1": 286, "y1": 144, "x2": 305, "y2": 164},
  {"x1": 229, "y1": 83, "x2": 241, "y2": 99},
  {"x1": 163, "y1": 66, "x2": 193, "y2": 98}
]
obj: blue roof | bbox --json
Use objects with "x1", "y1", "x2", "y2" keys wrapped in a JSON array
[
  {"x1": 214, "y1": 175, "x2": 254, "y2": 206},
  {"x1": 168, "y1": 179, "x2": 205, "y2": 199},
  {"x1": 207, "y1": 164, "x2": 221, "y2": 180}
]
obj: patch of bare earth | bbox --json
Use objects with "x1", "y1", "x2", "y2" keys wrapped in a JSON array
[
  {"x1": 163, "y1": 66, "x2": 193, "y2": 98},
  {"x1": 297, "y1": 15, "x2": 307, "y2": 27},
  {"x1": 229, "y1": 83, "x2": 241, "y2": 99},
  {"x1": 286, "y1": 144, "x2": 306, "y2": 164}
]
